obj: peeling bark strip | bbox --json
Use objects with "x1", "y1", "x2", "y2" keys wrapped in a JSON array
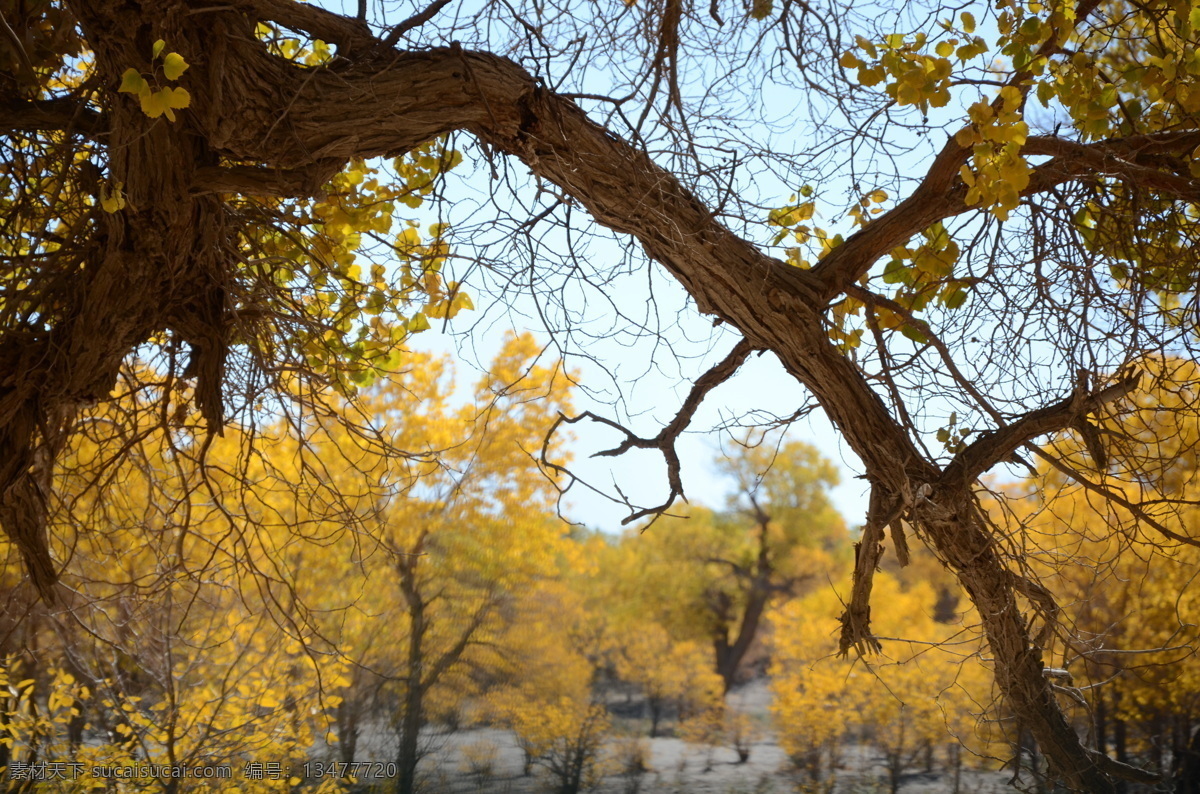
[{"x1": 2, "y1": 0, "x2": 1181, "y2": 788}]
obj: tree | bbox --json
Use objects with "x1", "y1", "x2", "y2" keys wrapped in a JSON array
[
  {"x1": 0, "y1": 335, "x2": 572, "y2": 792},
  {"x1": 0, "y1": 382, "x2": 355, "y2": 793},
  {"x1": 614, "y1": 439, "x2": 844, "y2": 692},
  {"x1": 609, "y1": 620, "x2": 710, "y2": 737},
  {"x1": 772, "y1": 574, "x2": 997, "y2": 793},
  {"x1": 255, "y1": 333, "x2": 576, "y2": 794},
  {"x1": 488, "y1": 579, "x2": 612, "y2": 794},
  {"x1": 5, "y1": 0, "x2": 1200, "y2": 789}
]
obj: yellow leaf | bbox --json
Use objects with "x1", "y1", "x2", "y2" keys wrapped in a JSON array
[
  {"x1": 100, "y1": 182, "x2": 126, "y2": 213},
  {"x1": 448, "y1": 290, "x2": 474, "y2": 318},
  {"x1": 164, "y1": 86, "x2": 191, "y2": 109},
  {"x1": 961, "y1": 11, "x2": 976, "y2": 33},
  {"x1": 163, "y1": 52, "x2": 189, "y2": 81},
  {"x1": 397, "y1": 226, "x2": 421, "y2": 250},
  {"x1": 858, "y1": 66, "x2": 885, "y2": 86},
  {"x1": 1000, "y1": 85, "x2": 1023, "y2": 112},
  {"x1": 141, "y1": 87, "x2": 191, "y2": 121},
  {"x1": 152, "y1": 39, "x2": 166, "y2": 59},
  {"x1": 140, "y1": 89, "x2": 168, "y2": 118}
]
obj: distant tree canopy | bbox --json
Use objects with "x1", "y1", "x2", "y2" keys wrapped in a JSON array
[
  {"x1": 4, "y1": 0, "x2": 1200, "y2": 789},
  {"x1": 611, "y1": 439, "x2": 846, "y2": 693}
]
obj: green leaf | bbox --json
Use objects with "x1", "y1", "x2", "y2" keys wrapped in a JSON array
[
  {"x1": 118, "y1": 68, "x2": 148, "y2": 95},
  {"x1": 900, "y1": 324, "x2": 928, "y2": 344},
  {"x1": 882, "y1": 259, "x2": 910, "y2": 285},
  {"x1": 1036, "y1": 80, "x2": 1054, "y2": 107},
  {"x1": 163, "y1": 52, "x2": 189, "y2": 81},
  {"x1": 942, "y1": 285, "x2": 968, "y2": 309}
]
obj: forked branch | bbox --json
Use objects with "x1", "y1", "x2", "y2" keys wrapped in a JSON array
[{"x1": 540, "y1": 339, "x2": 758, "y2": 525}]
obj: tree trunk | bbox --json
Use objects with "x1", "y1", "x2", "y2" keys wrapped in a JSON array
[
  {"x1": 396, "y1": 551, "x2": 427, "y2": 794},
  {"x1": 911, "y1": 507, "x2": 1119, "y2": 793},
  {"x1": 1113, "y1": 718, "x2": 1127, "y2": 794},
  {"x1": 336, "y1": 695, "x2": 359, "y2": 765},
  {"x1": 714, "y1": 588, "x2": 769, "y2": 693},
  {"x1": 396, "y1": 681, "x2": 424, "y2": 794},
  {"x1": 1179, "y1": 722, "x2": 1200, "y2": 794}
]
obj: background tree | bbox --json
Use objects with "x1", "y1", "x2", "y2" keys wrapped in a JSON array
[
  {"x1": 772, "y1": 574, "x2": 997, "y2": 794},
  {"x1": 263, "y1": 333, "x2": 576, "y2": 794},
  {"x1": 614, "y1": 439, "x2": 845, "y2": 692},
  {"x1": 6, "y1": 0, "x2": 1200, "y2": 788},
  {"x1": 1010, "y1": 358, "x2": 1200, "y2": 784},
  {"x1": 0, "y1": 335, "x2": 573, "y2": 792},
  {"x1": 488, "y1": 578, "x2": 612, "y2": 793}
]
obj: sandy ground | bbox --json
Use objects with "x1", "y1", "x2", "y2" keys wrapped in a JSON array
[
  {"x1": 345, "y1": 682, "x2": 1018, "y2": 793},
  {"x1": 408, "y1": 728, "x2": 1015, "y2": 793}
]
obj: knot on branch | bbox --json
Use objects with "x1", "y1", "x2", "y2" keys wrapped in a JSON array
[{"x1": 838, "y1": 600, "x2": 881, "y2": 657}]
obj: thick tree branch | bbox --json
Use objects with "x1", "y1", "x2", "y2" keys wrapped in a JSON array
[
  {"x1": 1, "y1": 98, "x2": 104, "y2": 135},
  {"x1": 807, "y1": 124, "x2": 1200, "y2": 299},
  {"x1": 191, "y1": 162, "x2": 342, "y2": 198},
  {"x1": 940, "y1": 371, "x2": 1141, "y2": 491},
  {"x1": 252, "y1": 0, "x2": 377, "y2": 53},
  {"x1": 1025, "y1": 132, "x2": 1200, "y2": 201},
  {"x1": 809, "y1": 0, "x2": 1109, "y2": 298},
  {"x1": 810, "y1": 137, "x2": 969, "y2": 298}
]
